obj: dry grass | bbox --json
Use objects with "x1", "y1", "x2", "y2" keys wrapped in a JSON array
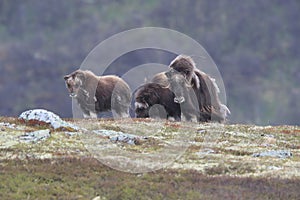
[
  {"x1": 0, "y1": 117, "x2": 299, "y2": 199},
  {"x1": 0, "y1": 157, "x2": 299, "y2": 200}
]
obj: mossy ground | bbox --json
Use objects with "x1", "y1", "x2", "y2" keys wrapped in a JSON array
[{"x1": 0, "y1": 117, "x2": 299, "y2": 199}]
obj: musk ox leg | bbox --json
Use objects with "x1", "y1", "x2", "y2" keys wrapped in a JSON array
[
  {"x1": 168, "y1": 116, "x2": 176, "y2": 121},
  {"x1": 83, "y1": 111, "x2": 97, "y2": 119},
  {"x1": 112, "y1": 109, "x2": 129, "y2": 118},
  {"x1": 168, "y1": 115, "x2": 181, "y2": 121},
  {"x1": 110, "y1": 77, "x2": 131, "y2": 119},
  {"x1": 187, "y1": 115, "x2": 198, "y2": 123},
  {"x1": 111, "y1": 93, "x2": 130, "y2": 118},
  {"x1": 181, "y1": 113, "x2": 198, "y2": 122},
  {"x1": 89, "y1": 112, "x2": 98, "y2": 118},
  {"x1": 149, "y1": 104, "x2": 167, "y2": 119},
  {"x1": 198, "y1": 111, "x2": 210, "y2": 122},
  {"x1": 111, "y1": 98, "x2": 130, "y2": 118},
  {"x1": 83, "y1": 113, "x2": 90, "y2": 118}
]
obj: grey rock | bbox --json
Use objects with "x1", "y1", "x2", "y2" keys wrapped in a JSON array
[
  {"x1": 19, "y1": 109, "x2": 79, "y2": 131},
  {"x1": 252, "y1": 150, "x2": 292, "y2": 159},
  {"x1": 0, "y1": 122, "x2": 16, "y2": 129},
  {"x1": 19, "y1": 129, "x2": 51, "y2": 143},
  {"x1": 196, "y1": 148, "x2": 215, "y2": 157},
  {"x1": 93, "y1": 129, "x2": 146, "y2": 145},
  {"x1": 64, "y1": 131, "x2": 78, "y2": 136}
]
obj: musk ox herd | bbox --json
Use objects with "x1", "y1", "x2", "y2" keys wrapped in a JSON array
[{"x1": 64, "y1": 55, "x2": 230, "y2": 123}]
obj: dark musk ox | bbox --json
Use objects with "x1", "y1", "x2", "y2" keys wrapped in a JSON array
[
  {"x1": 150, "y1": 70, "x2": 204, "y2": 122},
  {"x1": 165, "y1": 69, "x2": 216, "y2": 122},
  {"x1": 166, "y1": 55, "x2": 230, "y2": 122},
  {"x1": 165, "y1": 70, "x2": 199, "y2": 122},
  {"x1": 134, "y1": 83, "x2": 181, "y2": 121},
  {"x1": 64, "y1": 69, "x2": 131, "y2": 118}
]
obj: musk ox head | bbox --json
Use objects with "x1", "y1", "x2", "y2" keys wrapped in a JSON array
[
  {"x1": 134, "y1": 84, "x2": 162, "y2": 118},
  {"x1": 169, "y1": 55, "x2": 200, "y2": 89},
  {"x1": 165, "y1": 69, "x2": 192, "y2": 104},
  {"x1": 135, "y1": 102, "x2": 149, "y2": 118},
  {"x1": 169, "y1": 55, "x2": 196, "y2": 83},
  {"x1": 63, "y1": 70, "x2": 86, "y2": 98},
  {"x1": 134, "y1": 96, "x2": 151, "y2": 118}
]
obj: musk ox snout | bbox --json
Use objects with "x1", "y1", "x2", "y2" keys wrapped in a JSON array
[
  {"x1": 174, "y1": 96, "x2": 185, "y2": 104},
  {"x1": 69, "y1": 93, "x2": 77, "y2": 98},
  {"x1": 64, "y1": 74, "x2": 83, "y2": 98}
]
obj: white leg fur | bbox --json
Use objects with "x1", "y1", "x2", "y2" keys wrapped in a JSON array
[
  {"x1": 89, "y1": 112, "x2": 98, "y2": 118},
  {"x1": 83, "y1": 112, "x2": 97, "y2": 119},
  {"x1": 83, "y1": 113, "x2": 90, "y2": 118}
]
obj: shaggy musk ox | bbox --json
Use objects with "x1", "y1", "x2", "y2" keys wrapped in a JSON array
[
  {"x1": 166, "y1": 55, "x2": 230, "y2": 122},
  {"x1": 64, "y1": 69, "x2": 131, "y2": 118},
  {"x1": 134, "y1": 83, "x2": 181, "y2": 121},
  {"x1": 149, "y1": 70, "x2": 208, "y2": 122},
  {"x1": 165, "y1": 70, "x2": 205, "y2": 122}
]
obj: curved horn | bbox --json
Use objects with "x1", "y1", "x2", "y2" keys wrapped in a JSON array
[
  {"x1": 63, "y1": 75, "x2": 70, "y2": 80},
  {"x1": 161, "y1": 83, "x2": 171, "y2": 89},
  {"x1": 184, "y1": 79, "x2": 193, "y2": 88},
  {"x1": 192, "y1": 73, "x2": 200, "y2": 89}
]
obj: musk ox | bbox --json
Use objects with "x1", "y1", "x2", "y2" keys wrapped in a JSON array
[
  {"x1": 165, "y1": 69, "x2": 217, "y2": 122},
  {"x1": 64, "y1": 69, "x2": 131, "y2": 118},
  {"x1": 164, "y1": 70, "x2": 199, "y2": 122},
  {"x1": 148, "y1": 71, "x2": 199, "y2": 122},
  {"x1": 134, "y1": 83, "x2": 181, "y2": 121},
  {"x1": 167, "y1": 55, "x2": 230, "y2": 122},
  {"x1": 149, "y1": 69, "x2": 204, "y2": 122}
]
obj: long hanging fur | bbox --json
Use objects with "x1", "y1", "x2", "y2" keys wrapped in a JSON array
[{"x1": 168, "y1": 54, "x2": 230, "y2": 122}]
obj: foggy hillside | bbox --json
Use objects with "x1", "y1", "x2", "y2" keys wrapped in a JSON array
[{"x1": 0, "y1": 0, "x2": 299, "y2": 125}]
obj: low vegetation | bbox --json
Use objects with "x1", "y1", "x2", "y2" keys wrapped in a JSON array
[{"x1": 0, "y1": 117, "x2": 299, "y2": 199}]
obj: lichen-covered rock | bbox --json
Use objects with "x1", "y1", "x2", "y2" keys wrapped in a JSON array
[
  {"x1": 0, "y1": 122, "x2": 17, "y2": 129},
  {"x1": 19, "y1": 109, "x2": 79, "y2": 131},
  {"x1": 19, "y1": 129, "x2": 51, "y2": 143},
  {"x1": 252, "y1": 150, "x2": 292, "y2": 158},
  {"x1": 92, "y1": 129, "x2": 147, "y2": 145}
]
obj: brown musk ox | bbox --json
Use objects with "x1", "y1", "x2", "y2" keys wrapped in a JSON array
[
  {"x1": 134, "y1": 82, "x2": 181, "y2": 121},
  {"x1": 150, "y1": 69, "x2": 204, "y2": 122},
  {"x1": 165, "y1": 69, "x2": 206, "y2": 122},
  {"x1": 64, "y1": 69, "x2": 131, "y2": 118},
  {"x1": 167, "y1": 55, "x2": 230, "y2": 122}
]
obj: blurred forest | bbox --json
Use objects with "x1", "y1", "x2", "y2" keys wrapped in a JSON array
[{"x1": 0, "y1": 0, "x2": 299, "y2": 125}]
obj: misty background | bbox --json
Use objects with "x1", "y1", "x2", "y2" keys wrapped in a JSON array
[{"x1": 0, "y1": 0, "x2": 299, "y2": 125}]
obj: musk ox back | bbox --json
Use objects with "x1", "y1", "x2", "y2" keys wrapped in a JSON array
[
  {"x1": 151, "y1": 72, "x2": 169, "y2": 87},
  {"x1": 64, "y1": 69, "x2": 131, "y2": 118},
  {"x1": 134, "y1": 83, "x2": 181, "y2": 121}
]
